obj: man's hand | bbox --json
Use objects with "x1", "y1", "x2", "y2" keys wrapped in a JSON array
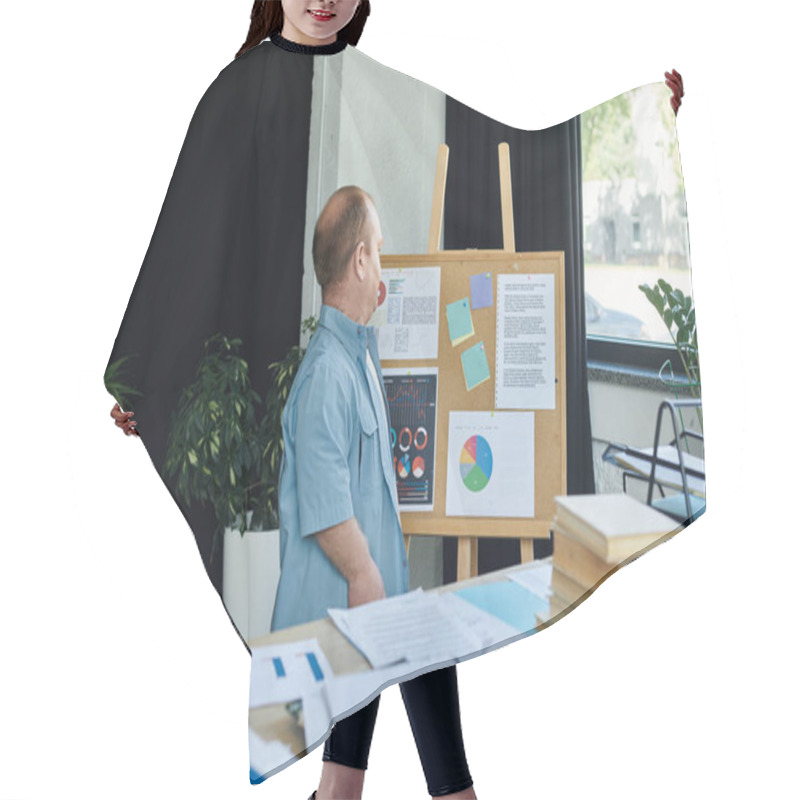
[
  {"x1": 348, "y1": 559, "x2": 386, "y2": 608},
  {"x1": 314, "y1": 517, "x2": 385, "y2": 606},
  {"x1": 665, "y1": 69, "x2": 684, "y2": 116}
]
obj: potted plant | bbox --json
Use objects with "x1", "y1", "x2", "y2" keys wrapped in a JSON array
[
  {"x1": 250, "y1": 315, "x2": 319, "y2": 536},
  {"x1": 163, "y1": 333, "x2": 266, "y2": 638},
  {"x1": 163, "y1": 320, "x2": 318, "y2": 640},
  {"x1": 638, "y1": 278, "x2": 702, "y2": 432}
]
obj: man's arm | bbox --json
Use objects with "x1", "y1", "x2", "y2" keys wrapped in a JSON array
[{"x1": 315, "y1": 516, "x2": 386, "y2": 608}]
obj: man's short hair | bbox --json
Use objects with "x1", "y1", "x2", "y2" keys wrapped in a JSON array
[{"x1": 313, "y1": 186, "x2": 375, "y2": 291}]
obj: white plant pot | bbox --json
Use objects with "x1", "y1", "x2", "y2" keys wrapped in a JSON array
[{"x1": 222, "y1": 515, "x2": 281, "y2": 643}]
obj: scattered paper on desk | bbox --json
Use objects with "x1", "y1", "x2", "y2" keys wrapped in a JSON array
[
  {"x1": 453, "y1": 580, "x2": 549, "y2": 633},
  {"x1": 249, "y1": 728, "x2": 296, "y2": 780},
  {"x1": 249, "y1": 638, "x2": 333, "y2": 708},
  {"x1": 324, "y1": 661, "x2": 410, "y2": 721},
  {"x1": 470, "y1": 272, "x2": 493, "y2": 309},
  {"x1": 301, "y1": 684, "x2": 332, "y2": 750},
  {"x1": 461, "y1": 341, "x2": 491, "y2": 391},
  {"x1": 328, "y1": 588, "x2": 483, "y2": 668},
  {"x1": 437, "y1": 591, "x2": 521, "y2": 648},
  {"x1": 446, "y1": 297, "x2": 474, "y2": 346},
  {"x1": 507, "y1": 562, "x2": 553, "y2": 600}
]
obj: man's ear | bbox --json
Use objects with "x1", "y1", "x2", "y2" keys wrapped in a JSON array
[{"x1": 354, "y1": 241, "x2": 366, "y2": 279}]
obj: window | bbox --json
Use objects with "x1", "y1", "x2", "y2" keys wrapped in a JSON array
[{"x1": 580, "y1": 82, "x2": 693, "y2": 367}]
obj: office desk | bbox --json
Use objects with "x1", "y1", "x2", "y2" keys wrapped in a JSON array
[{"x1": 248, "y1": 559, "x2": 551, "y2": 760}]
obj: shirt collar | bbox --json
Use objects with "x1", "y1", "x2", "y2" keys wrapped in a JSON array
[{"x1": 318, "y1": 303, "x2": 375, "y2": 364}]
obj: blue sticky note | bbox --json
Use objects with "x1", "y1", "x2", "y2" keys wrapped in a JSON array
[
  {"x1": 470, "y1": 272, "x2": 493, "y2": 309},
  {"x1": 461, "y1": 341, "x2": 490, "y2": 391},
  {"x1": 446, "y1": 297, "x2": 474, "y2": 346},
  {"x1": 453, "y1": 581, "x2": 549, "y2": 632}
]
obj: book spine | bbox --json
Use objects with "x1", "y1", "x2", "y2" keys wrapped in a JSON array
[
  {"x1": 552, "y1": 526, "x2": 616, "y2": 587},
  {"x1": 547, "y1": 592, "x2": 572, "y2": 618},
  {"x1": 553, "y1": 503, "x2": 607, "y2": 557},
  {"x1": 551, "y1": 565, "x2": 589, "y2": 603}
]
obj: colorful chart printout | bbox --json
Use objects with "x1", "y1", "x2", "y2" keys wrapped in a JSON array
[
  {"x1": 446, "y1": 411, "x2": 535, "y2": 518},
  {"x1": 382, "y1": 368, "x2": 439, "y2": 512}
]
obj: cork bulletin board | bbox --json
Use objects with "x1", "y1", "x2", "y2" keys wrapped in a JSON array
[
  {"x1": 377, "y1": 143, "x2": 568, "y2": 578},
  {"x1": 378, "y1": 251, "x2": 566, "y2": 553}
]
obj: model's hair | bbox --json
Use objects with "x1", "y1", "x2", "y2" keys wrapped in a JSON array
[
  {"x1": 236, "y1": 1, "x2": 371, "y2": 59},
  {"x1": 313, "y1": 186, "x2": 375, "y2": 291}
]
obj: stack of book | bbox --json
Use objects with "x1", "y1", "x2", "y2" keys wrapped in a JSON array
[{"x1": 541, "y1": 493, "x2": 680, "y2": 623}]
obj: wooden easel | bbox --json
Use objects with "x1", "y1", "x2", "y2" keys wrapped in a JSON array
[
  {"x1": 395, "y1": 142, "x2": 563, "y2": 582},
  {"x1": 427, "y1": 142, "x2": 517, "y2": 255},
  {"x1": 430, "y1": 142, "x2": 512, "y2": 582}
]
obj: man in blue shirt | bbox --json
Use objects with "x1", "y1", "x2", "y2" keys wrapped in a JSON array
[
  {"x1": 271, "y1": 185, "x2": 409, "y2": 632},
  {"x1": 270, "y1": 186, "x2": 474, "y2": 800}
]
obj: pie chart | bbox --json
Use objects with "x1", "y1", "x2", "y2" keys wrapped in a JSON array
[
  {"x1": 397, "y1": 452, "x2": 411, "y2": 479},
  {"x1": 459, "y1": 435, "x2": 493, "y2": 492}
]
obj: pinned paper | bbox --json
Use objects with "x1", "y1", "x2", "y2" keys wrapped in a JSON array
[
  {"x1": 461, "y1": 341, "x2": 491, "y2": 391},
  {"x1": 470, "y1": 272, "x2": 493, "y2": 309},
  {"x1": 445, "y1": 411, "x2": 535, "y2": 519},
  {"x1": 446, "y1": 297, "x2": 474, "y2": 346}
]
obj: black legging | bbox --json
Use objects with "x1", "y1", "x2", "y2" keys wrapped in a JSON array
[{"x1": 322, "y1": 664, "x2": 473, "y2": 797}]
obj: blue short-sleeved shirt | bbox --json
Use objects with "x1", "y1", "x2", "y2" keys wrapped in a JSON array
[{"x1": 270, "y1": 303, "x2": 409, "y2": 632}]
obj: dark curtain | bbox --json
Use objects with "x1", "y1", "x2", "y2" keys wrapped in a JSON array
[
  {"x1": 109, "y1": 53, "x2": 316, "y2": 598},
  {"x1": 442, "y1": 98, "x2": 595, "y2": 581}
]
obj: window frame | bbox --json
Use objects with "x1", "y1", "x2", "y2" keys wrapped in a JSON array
[{"x1": 587, "y1": 334, "x2": 693, "y2": 385}]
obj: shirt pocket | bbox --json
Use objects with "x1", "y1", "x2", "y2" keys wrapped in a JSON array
[{"x1": 357, "y1": 399, "x2": 381, "y2": 513}]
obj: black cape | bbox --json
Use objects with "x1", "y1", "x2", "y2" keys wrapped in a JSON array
[{"x1": 105, "y1": 33, "x2": 702, "y2": 782}]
